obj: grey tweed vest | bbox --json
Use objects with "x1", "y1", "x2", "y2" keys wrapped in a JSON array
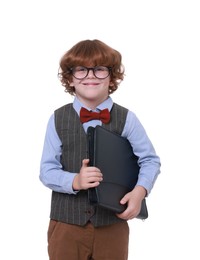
[{"x1": 50, "y1": 102, "x2": 128, "y2": 227}]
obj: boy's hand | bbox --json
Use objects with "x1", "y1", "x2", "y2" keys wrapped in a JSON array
[
  {"x1": 72, "y1": 159, "x2": 103, "y2": 190},
  {"x1": 116, "y1": 186, "x2": 146, "y2": 220}
]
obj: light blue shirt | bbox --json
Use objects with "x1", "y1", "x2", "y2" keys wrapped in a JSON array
[{"x1": 40, "y1": 96, "x2": 161, "y2": 195}]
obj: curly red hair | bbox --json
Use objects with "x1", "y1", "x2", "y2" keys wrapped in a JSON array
[{"x1": 58, "y1": 39, "x2": 125, "y2": 95}]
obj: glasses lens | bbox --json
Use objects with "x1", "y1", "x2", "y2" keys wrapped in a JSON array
[
  {"x1": 72, "y1": 67, "x2": 88, "y2": 79},
  {"x1": 71, "y1": 66, "x2": 110, "y2": 79},
  {"x1": 94, "y1": 66, "x2": 110, "y2": 79}
]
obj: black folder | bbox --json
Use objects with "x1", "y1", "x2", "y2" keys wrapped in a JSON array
[{"x1": 87, "y1": 125, "x2": 148, "y2": 219}]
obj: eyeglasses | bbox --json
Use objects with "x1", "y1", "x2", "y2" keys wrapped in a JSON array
[{"x1": 70, "y1": 66, "x2": 111, "y2": 79}]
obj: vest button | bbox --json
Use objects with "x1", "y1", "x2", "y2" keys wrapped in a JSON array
[{"x1": 84, "y1": 210, "x2": 91, "y2": 215}]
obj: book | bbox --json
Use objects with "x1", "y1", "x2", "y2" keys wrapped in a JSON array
[{"x1": 87, "y1": 125, "x2": 148, "y2": 219}]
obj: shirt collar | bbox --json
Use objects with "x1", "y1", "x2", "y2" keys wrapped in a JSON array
[{"x1": 73, "y1": 96, "x2": 113, "y2": 115}]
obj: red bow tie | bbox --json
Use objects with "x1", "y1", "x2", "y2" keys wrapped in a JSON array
[{"x1": 80, "y1": 107, "x2": 110, "y2": 124}]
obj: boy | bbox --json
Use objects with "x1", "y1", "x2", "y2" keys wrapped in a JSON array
[{"x1": 40, "y1": 39, "x2": 161, "y2": 260}]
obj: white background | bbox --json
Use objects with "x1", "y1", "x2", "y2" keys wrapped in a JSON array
[{"x1": 0, "y1": 0, "x2": 199, "y2": 259}]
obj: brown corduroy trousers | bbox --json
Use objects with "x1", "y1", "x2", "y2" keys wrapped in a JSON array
[{"x1": 48, "y1": 220, "x2": 129, "y2": 260}]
